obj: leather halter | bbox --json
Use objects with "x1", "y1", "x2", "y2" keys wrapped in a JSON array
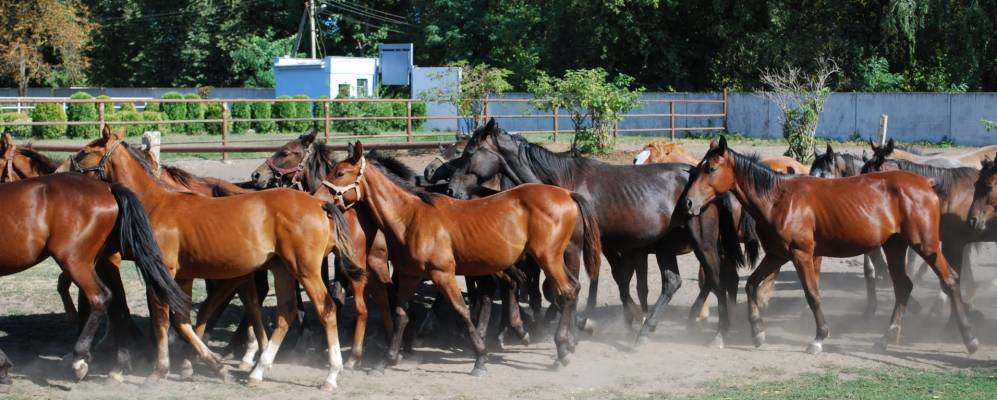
[
  {"x1": 266, "y1": 144, "x2": 314, "y2": 190},
  {"x1": 2, "y1": 144, "x2": 15, "y2": 182},
  {"x1": 321, "y1": 156, "x2": 367, "y2": 210},
  {"x1": 71, "y1": 140, "x2": 123, "y2": 181}
]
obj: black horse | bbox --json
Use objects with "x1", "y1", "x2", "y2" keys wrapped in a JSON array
[{"x1": 444, "y1": 119, "x2": 754, "y2": 346}]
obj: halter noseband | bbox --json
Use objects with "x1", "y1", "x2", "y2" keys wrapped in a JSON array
[
  {"x1": 321, "y1": 156, "x2": 367, "y2": 210},
  {"x1": 266, "y1": 144, "x2": 314, "y2": 190},
  {"x1": 71, "y1": 140, "x2": 123, "y2": 181}
]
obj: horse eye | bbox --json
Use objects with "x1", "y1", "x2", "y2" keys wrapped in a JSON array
[
  {"x1": 336, "y1": 171, "x2": 345, "y2": 178},
  {"x1": 706, "y1": 164, "x2": 717, "y2": 173}
]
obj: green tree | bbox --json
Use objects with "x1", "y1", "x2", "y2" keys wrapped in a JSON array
[
  {"x1": 66, "y1": 92, "x2": 98, "y2": 138},
  {"x1": 0, "y1": 0, "x2": 94, "y2": 95},
  {"x1": 230, "y1": 31, "x2": 295, "y2": 87},
  {"x1": 528, "y1": 68, "x2": 643, "y2": 154},
  {"x1": 421, "y1": 62, "x2": 512, "y2": 134}
]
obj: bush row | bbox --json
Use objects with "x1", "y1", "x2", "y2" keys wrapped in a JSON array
[{"x1": 4, "y1": 92, "x2": 429, "y2": 139}]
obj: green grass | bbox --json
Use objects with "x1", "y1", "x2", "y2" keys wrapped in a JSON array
[{"x1": 693, "y1": 367, "x2": 997, "y2": 400}]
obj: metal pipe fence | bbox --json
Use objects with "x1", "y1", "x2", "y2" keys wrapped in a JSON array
[{"x1": 0, "y1": 95, "x2": 727, "y2": 159}]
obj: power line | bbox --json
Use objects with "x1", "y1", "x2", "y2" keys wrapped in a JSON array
[
  {"x1": 320, "y1": 10, "x2": 405, "y2": 34},
  {"x1": 320, "y1": 0, "x2": 412, "y2": 27}
]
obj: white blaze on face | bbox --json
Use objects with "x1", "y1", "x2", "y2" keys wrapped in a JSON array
[{"x1": 634, "y1": 149, "x2": 652, "y2": 165}]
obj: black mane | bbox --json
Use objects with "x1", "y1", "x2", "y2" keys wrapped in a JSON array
[
  {"x1": 706, "y1": 147, "x2": 786, "y2": 197},
  {"x1": 814, "y1": 151, "x2": 864, "y2": 177},
  {"x1": 877, "y1": 158, "x2": 977, "y2": 195},
  {"x1": 17, "y1": 147, "x2": 60, "y2": 174},
  {"x1": 372, "y1": 161, "x2": 437, "y2": 205},
  {"x1": 503, "y1": 132, "x2": 591, "y2": 186},
  {"x1": 365, "y1": 149, "x2": 418, "y2": 183}
]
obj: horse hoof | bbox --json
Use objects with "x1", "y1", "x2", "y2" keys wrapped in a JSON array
[
  {"x1": 218, "y1": 367, "x2": 232, "y2": 383},
  {"x1": 72, "y1": 359, "x2": 89, "y2": 382},
  {"x1": 320, "y1": 381, "x2": 337, "y2": 391},
  {"x1": 247, "y1": 378, "x2": 261, "y2": 388},
  {"x1": 806, "y1": 342, "x2": 823, "y2": 355},
  {"x1": 582, "y1": 319, "x2": 597, "y2": 335},
  {"x1": 559, "y1": 353, "x2": 572, "y2": 367},
  {"x1": 108, "y1": 370, "x2": 125, "y2": 383},
  {"x1": 709, "y1": 334, "x2": 725, "y2": 349},
  {"x1": 470, "y1": 367, "x2": 487, "y2": 377},
  {"x1": 967, "y1": 338, "x2": 980, "y2": 355},
  {"x1": 238, "y1": 361, "x2": 254, "y2": 372},
  {"x1": 179, "y1": 361, "x2": 194, "y2": 380},
  {"x1": 634, "y1": 335, "x2": 649, "y2": 347},
  {"x1": 344, "y1": 357, "x2": 358, "y2": 370},
  {"x1": 521, "y1": 332, "x2": 531, "y2": 346},
  {"x1": 752, "y1": 332, "x2": 766, "y2": 348}
]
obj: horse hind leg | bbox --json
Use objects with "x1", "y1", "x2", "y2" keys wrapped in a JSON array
[
  {"x1": 248, "y1": 265, "x2": 299, "y2": 387},
  {"x1": 57, "y1": 272, "x2": 78, "y2": 324},
  {"x1": 607, "y1": 252, "x2": 641, "y2": 329},
  {"x1": 637, "y1": 252, "x2": 682, "y2": 346},
  {"x1": 59, "y1": 256, "x2": 111, "y2": 382},
  {"x1": 431, "y1": 268, "x2": 490, "y2": 377},
  {"x1": 874, "y1": 238, "x2": 913, "y2": 351},
  {"x1": 789, "y1": 249, "x2": 828, "y2": 355},
  {"x1": 909, "y1": 236, "x2": 978, "y2": 354}
]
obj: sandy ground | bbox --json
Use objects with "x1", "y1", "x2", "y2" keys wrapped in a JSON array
[{"x1": 1, "y1": 140, "x2": 995, "y2": 399}]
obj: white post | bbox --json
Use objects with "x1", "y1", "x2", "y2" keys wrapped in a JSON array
[
  {"x1": 308, "y1": 0, "x2": 317, "y2": 59},
  {"x1": 879, "y1": 114, "x2": 889, "y2": 145},
  {"x1": 142, "y1": 131, "x2": 161, "y2": 165}
]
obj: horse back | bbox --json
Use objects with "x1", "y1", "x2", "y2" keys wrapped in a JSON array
[{"x1": 580, "y1": 162, "x2": 689, "y2": 242}]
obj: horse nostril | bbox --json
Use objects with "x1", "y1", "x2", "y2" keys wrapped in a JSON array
[
  {"x1": 446, "y1": 188, "x2": 454, "y2": 196},
  {"x1": 969, "y1": 217, "x2": 977, "y2": 227},
  {"x1": 686, "y1": 198, "x2": 694, "y2": 210}
]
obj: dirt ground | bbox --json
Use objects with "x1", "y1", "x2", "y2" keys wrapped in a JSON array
[{"x1": 1, "y1": 139, "x2": 996, "y2": 399}]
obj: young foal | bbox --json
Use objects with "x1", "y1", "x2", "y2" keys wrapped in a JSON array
[
  {"x1": 317, "y1": 141, "x2": 601, "y2": 375},
  {"x1": 683, "y1": 136, "x2": 978, "y2": 355},
  {"x1": 70, "y1": 127, "x2": 357, "y2": 390}
]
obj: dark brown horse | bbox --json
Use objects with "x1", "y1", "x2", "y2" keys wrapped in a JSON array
[
  {"x1": 0, "y1": 172, "x2": 190, "y2": 384},
  {"x1": 683, "y1": 136, "x2": 978, "y2": 354},
  {"x1": 316, "y1": 141, "x2": 601, "y2": 375},
  {"x1": 70, "y1": 126, "x2": 357, "y2": 390},
  {"x1": 444, "y1": 120, "x2": 752, "y2": 347},
  {"x1": 969, "y1": 155, "x2": 997, "y2": 230}
]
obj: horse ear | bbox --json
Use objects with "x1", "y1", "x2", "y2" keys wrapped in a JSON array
[
  {"x1": 825, "y1": 143, "x2": 834, "y2": 158},
  {"x1": 101, "y1": 124, "x2": 114, "y2": 141},
  {"x1": 884, "y1": 138, "x2": 895, "y2": 155},
  {"x1": 708, "y1": 139, "x2": 719, "y2": 149},
  {"x1": 350, "y1": 141, "x2": 364, "y2": 163},
  {"x1": 113, "y1": 127, "x2": 126, "y2": 140},
  {"x1": 485, "y1": 117, "x2": 497, "y2": 133},
  {"x1": 346, "y1": 141, "x2": 354, "y2": 155},
  {"x1": 862, "y1": 149, "x2": 869, "y2": 162},
  {"x1": 717, "y1": 136, "x2": 728, "y2": 153},
  {"x1": 1, "y1": 132, "x2": 12, "y2": 151},
  {"x1": 982, "y1": 156, "x2": 993, "y2": 171},
  {"x1": 300, "y1": 129, "x2": 318, "y2": 145},
  {"x1": 868, "y1": 138, "x2": 878, "y2": 151}
]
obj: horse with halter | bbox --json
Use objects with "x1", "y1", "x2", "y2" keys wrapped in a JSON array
[
  {"x1": 683, "y1": 136, "x2": 978, "y2": 355},
  {"x1": 445, "y1": 120, "x2": 752, "y2": 347},
  {"x1": 69, "y1": 126, "x2": 358, "y2": 390},
  {"x1": 315, "y1": 141, "x2": 601, "y2": 376},
  {"x1": 0, "y1": 171, "x2": 191, "y2": 384}
]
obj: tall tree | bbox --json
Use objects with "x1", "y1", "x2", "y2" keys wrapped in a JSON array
[{"x1": 0, "y1": 0, "x2": 95, "y2": 95}]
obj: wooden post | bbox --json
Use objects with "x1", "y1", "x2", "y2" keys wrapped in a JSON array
[
  {"x1": 482, "y1": 96, "x2": 490, "y2": 126},
  {"x1": 142, "y1": 131, "x2": 161, "y2": 166},
  {"x1": 552, "y1": 107, "x2": 559, "y2": 143},
  {"x1": 98, "y1": 102, "x2": 106, "y2": 132},
  {"x1": 879, "y1": 114, "x2": 889, "y2": 145},
  {"x1": 722, "y1": 88, "x2": 729, "y2": 132},
  {"x1": 221, "y1": 102, "x2": 230, "y2": 163},
  {"x1": 669, "y1": 101, "x2": 676, "y2": 142},
  {"x1": 323, "y1": 100, "x2": 331, "y2": 142},
  {"x1": 406, "y1": 100, "x2": 413, "y2": 143}
]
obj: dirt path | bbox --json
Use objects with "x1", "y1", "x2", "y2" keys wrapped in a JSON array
[{"x1": 1, "y1": 140, "x2": 994, "y2": 399}]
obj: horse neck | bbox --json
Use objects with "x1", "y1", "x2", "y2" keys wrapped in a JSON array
[
  {"x1": 838, "y1": 154, "x2": 863, "y2": 177},
  {"x1": 302, "y1": 145, "x2": 336, "y2": 193},
  {"x1": 358, "y1": 165, "x2": 420, "y2": 242},
  {"x1": 512, "y1": 143, "x2": 581, "y2": 188},
  {"x1": 109, "y1": 150, "x2": 168, "y2": 207},
  {"x1": 728, "y1": 154, "x2": 779, "y2": 223}
]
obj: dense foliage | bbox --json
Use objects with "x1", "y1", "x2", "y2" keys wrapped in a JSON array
[
  {"x1": 66, "y1": 92, "x2": 98, "y2": 138},
  {"x1": 29, "y1": 103, "x2": 67, "y2": 139}
]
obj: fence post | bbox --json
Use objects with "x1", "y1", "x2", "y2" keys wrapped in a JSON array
[
  {"x1": 142, "y1": 131, "x2": 161, "y2": 167},
  {"x1": 669, "y1": 101, "x2": 676, "y2": 142},
  {"x1": 879, "y1": 114, "x2": 889, "y2": 145},
  {"x1": 552, "y1": 107, "x2": 559, "y2": 143},
  {"x1": 221, "y1": 102, "x2": 230, "y2": 163},
  {"x1": 98, "y1": 102, "x2": 106, "y2": 132},
  {"x1": 482, "y1": 96, "x2": 490, "y2": 126},
  {"x1": 406, "y1": 99, "x2": 413, "y2": 143},
  {"x1": 323, "y1": 100, "x2": 331, "y2": 142},
  {"x1": 722, "y1": 88, "x2": 729, "y2": 132}
]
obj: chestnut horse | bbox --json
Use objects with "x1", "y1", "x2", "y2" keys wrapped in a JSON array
[
  {"x1": 317, "y1": 141, "x2": 601, "y2": 375},
  {"x1": 0, "y1": 173, "x2": 190, "y2": 383},
  {"x1": 892, "y1": 142, "x2": 997, "y2": 169},
  {"x1": 969, "y1": 155, "x2": 997, "y2": 230},
  {"x1": 69, "y1": 127, "x2": 357, "y2": 390},
  {"x1": 635, "y1": 140, "x2": 810, "y2": 174},
  {"x1": 683, "y1": 136, "x2": 977, "y2": 355}
]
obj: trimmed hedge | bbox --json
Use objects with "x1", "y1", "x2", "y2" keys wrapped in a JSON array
[
  {"x1": 144, "y1": 101, "x2": 161, "y2": 112},
  {"x1": 231, "y1": 102, "x2": 251, "y2": 133},
  {"x1": 184, "y1": 93, "x2": 204, "y2": 134},
  {"x1": 160, "y1": 92, "x2": 187, "y2": 133},
  {"x1": 30, "y1": 103, "x2": 67, "y2": 139},
  {"x1": 107, "y1": 111, "x2": 144, "y2": 137},
  {"x1": 204, "y1": 102, "x2": 223, "y2": 135},
  {"x1": 272, "y1": 95, "x2": 297, "y2": 132},
  {"x1": 96, "y1": 95, "x2": 113, "y2": 114},
  {"x1": 66, "y1": 92, "x2": 98, "y2": 138},
  {"x1": 251, "y1": 101, "x2": 275, "y2": 133},
  {"x1": 142, "y1": 111, "x2": 170, "y2": 134},
  {"x1": 119, "y1": 102, "x2": 137, "y2": 113},
  {"x1": 293, "y1": 94, "x2": 312, "y2": 132},
  {"x1": 1, "y1": 113, "x2": 32, "y2": 138},
  {"x1": 330, "y1": 99, "x2": 426, "y2": 135}
]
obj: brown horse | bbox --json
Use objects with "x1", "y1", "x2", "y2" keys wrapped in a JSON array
[
  {"x1": 633, "y1": 141, "x2": 699, "y2": 165},
  {"x1": 970, "y1": 155, "x2": 997, "y2": 230},
  {"x1": 683, "y1": 136, "x2": 978, "y2": 355},
  {"x1": 0, "y1": 172, "x2": 191, "y2": 383},
  {"x1": 316, "y1": 141, "x2": 601, "y2": 375},
  {"x1": 70, "y1": 126, "x2": 357, "y2": 390},
  {"x1": 892, "y1": 142, "x2": 997, "y2": 169}
]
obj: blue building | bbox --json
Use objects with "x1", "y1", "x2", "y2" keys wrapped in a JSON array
[{"x1": 273, "y1": 56, "x2": 378, "y2": 98}]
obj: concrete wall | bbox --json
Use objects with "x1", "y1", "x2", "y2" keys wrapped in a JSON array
[{"x1": 410, "y1": 67, "x2": 461, "y2": 131}]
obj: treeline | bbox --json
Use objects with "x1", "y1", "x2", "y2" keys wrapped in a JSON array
[{"x1": 4, "y1": 1, "x2": 996, "y2": 92}]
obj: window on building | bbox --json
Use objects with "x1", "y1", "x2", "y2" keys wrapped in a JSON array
[
  {"x1": 338, "y1": 84, "x2": 351, "y2": 98},
  {"x1": 357, "y1": 79, "x2": 369, "y2": 97}
]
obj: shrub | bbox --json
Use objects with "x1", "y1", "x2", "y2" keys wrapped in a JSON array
[
  {"x1": 231, "y1": 102, "x2": 251, "y2": 133},
  {"x1": 142, "y1": 111, "x2": 170, "y2": 134},
  {"x1": 184, "y1": 93, "x2": 205, "y2": 135},
  {"x1": 160, "y1": 92, "x2": 187, "y2": 133},
  {"x1": 107, "y1": 111, "x2": 145, "y2": 137},
  {"x1": 204, "y1": 102, "x2": 224, "y2": 135},
  {"x1": 272, "y1": 95, "x2": 297, "y2": 132},
  {"x1": 292, "y1": 94, "x2": 312, "y2": 132},
  {"x1": 66, "y1": 92, "x2": 98, "y2": 138},
  {"x1": 119, "y1": 102, "x2": 137, "y2": 113},
  {"x1": 144, "y1": 101, "x2": 161, "y2": 112},
  {"x1": 30, "y1": 102, "x2": 67, "y2": 139},
  {"x1": 1, "y1": 113, "x2": 32, "y2": 138},
  {"x1": 411, "y1": 101, "x2": 427, "y2": 130},
  {"x1": 312, "y1": 96, "x2": 329, "y2": 131},
  {"x1": 252, "y1": 101, "x2": 275, "y2": 133}
]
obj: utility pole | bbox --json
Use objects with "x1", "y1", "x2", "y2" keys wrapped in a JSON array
[{"x1": 308, "y1": 0, "x2": 317, "y2": 59}]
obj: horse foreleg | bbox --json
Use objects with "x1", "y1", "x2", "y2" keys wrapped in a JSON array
[
  {"x1": 790, "y1": 249, "x2": 828, "y2": 355},
  {"x1": 745, "y1": 255, "x2": 785, "y2": 348},
  {"x1": 377, "y1": 273, "x2": 419, "y2": 374},
  {"x1": 236, "y1": 279, "x2": 268, "y2": 372},
  {"x1": 637, "y1": 252, "x2": 682, "y2": 346},
  {"x1": 248, "y1": 265, "x2": 298, "y2": 387}
]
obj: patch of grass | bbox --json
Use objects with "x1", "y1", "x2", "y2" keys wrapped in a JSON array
[{"x1": 694, "y1": 367, "x2": 997, "y2": 400}]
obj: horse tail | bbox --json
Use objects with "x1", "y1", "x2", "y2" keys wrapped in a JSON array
[
  {"x1": 570, "y1": 192, "x2": 602, "y2": 281},
  {"x1": 739, "y1": 204, "x2": 761, "y2": 270},
  {"x1": 110, "y1": 183, "x2": 191, "y2": 317},
  {"x1": 322, "y1": 202, "x2": 360, "y2": 276},
  {"x1": 716, "y1": 194, "x2": 748, "y2": 269}
]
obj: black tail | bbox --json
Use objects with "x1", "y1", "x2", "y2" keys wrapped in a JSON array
[
  {"x1": 716, "y1": 194, "x2": 747, "y2": 269},
  {"x1": 570, "y1": 193, "x2": 602, "y2": 280},
  {"x1": 322, "y1": 202, "x2": 362, "y2": 279},
  {"x1": 111, "y1": 184, "x2": 191, "y2": 316},
  {"x1": 211, "y1": 184, "x2": 234, "y2": 198},
  {"x1": 739, "y1": 206, "x2": 761, "y2": 269}
]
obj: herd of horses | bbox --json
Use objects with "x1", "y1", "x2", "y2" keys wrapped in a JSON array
[{"x1": 0, "y1": 120, "x2": 995, "y2": 392}]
